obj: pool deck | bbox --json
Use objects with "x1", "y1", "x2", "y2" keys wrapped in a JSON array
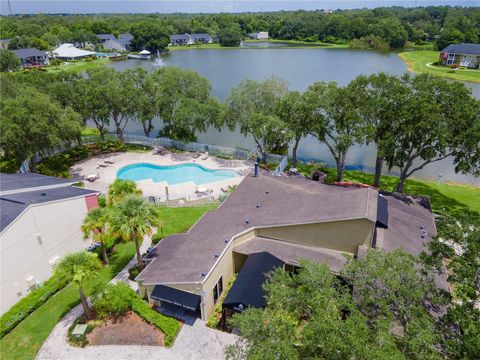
[{"x1": 70, "y1": 151, "x2": 252, "y2": 200}]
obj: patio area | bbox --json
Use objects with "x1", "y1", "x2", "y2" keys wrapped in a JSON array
[{"x1": 70, "y1": 151, "x2": 252, "y2": 200}]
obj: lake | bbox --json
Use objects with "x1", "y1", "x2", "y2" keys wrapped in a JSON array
[{"x1": 105, "y1": 48, "x2": 480, "y2": 185}]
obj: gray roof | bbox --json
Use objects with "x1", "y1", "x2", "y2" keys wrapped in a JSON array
[
  {"x1": 0, "y1": 185, "x2": 98, "y2": 232},
  {"x1": 190, "y1": 33, "x2": 212, "y2": 39},
  {"x1": 137, "y1": 175, "x2": 378, "y2": 284},
  {"x1": 234, "y1": 237, "x2": 350, "y2": 274},
  {"x1": 0, "y1": 173, "x2": 74, "y2": 194},
  {"x1": 96, "y1": 34, "x2": 116, "y2": 41},
  {"x1": 118, "y1": 33, "x2": 133, "y2": 43},
  {"x1": 170, "y1": 34, "x2": 191, "y2": 40},
  {"x1": 441, "y1": 43, "x2": 480, "y2": 56},
  {"x1": 12, "y1": 48, "x2": 47, "y2": 59}
]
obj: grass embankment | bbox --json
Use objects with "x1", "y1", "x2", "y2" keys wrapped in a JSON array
[
  {"x1": 46, "y1": 57, "x2": 111, "y2": 74},
  {"x1": 296, "y1": 164, "x2": 480, "y2": 216},
  {"x1": 0, "y1": 206, "x2": 214, "y2": 360},
  {"x1": 398, "y1": 50, "x2": 480, "y2": 83}
]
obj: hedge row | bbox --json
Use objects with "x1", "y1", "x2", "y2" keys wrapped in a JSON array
[
  {"x1": 0, "y1": 276, "x2": 68, "y2": 338},
  {"x1": 131, "y1": 296, "x2": 181, "y2": 347}
]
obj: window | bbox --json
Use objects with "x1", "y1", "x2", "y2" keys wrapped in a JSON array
[{"x1": 213, "y1": 276, "x2": 223, "y2": 304}]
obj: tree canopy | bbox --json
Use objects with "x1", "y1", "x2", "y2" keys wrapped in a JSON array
[{"x1": 0, "y1": 49, "x2": 20, "y2": 72}]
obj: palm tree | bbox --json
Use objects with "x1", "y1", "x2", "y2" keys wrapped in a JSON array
[
  {"x1": 81, "y1": 207, "x2": 111, "y2": 265},
  {"x1": 107, "y1": 179, "x2": 142, "y2": 206},
  {"x1": 54, "y1": 251, "x2": 102, "y2": 320},
  {"x1": 110, "y1": 195, "x2": 160, "y2": 270}
]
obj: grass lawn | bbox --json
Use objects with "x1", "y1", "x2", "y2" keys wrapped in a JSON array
[
  {"x1": 296, "y1": 164, "x2": 480, "y2": 216},
  {"x1": 45, "y1": 57, "x2": 110, "y2": 74},
  {"x1": 398, "y1": 50, "x2": 480, "y2": 83},
  {"x1": 0, "y1": 206, "x2": 214, "y2": 360}
]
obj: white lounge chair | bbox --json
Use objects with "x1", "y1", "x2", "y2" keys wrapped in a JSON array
[
  {"x1": 201, "y1": 151, "x2": 209, "y2": 160},
  {"x1": 86, "y1": 173, "x2": 99, "y2": 182}
]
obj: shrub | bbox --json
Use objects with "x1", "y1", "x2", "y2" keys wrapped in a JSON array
[
  {"x1": 92, "y1": 282, "x2": 135, "y2": 319},
  {"x1": 0, "y1": 276, "x2": 69, "y2": 338},
  {"x1": 37, "y1": 146, "x2": 91, "y2": 178},
  {"x1": 206, "y1": 274, "x2": 237, "y2": 329},
  {"x1": 94, "y1": 139, "x2": 127, "y2": 153},
  {"x1": 98, "y1": 195, "x2": 107, "y2": 207},
  {"x1": 151, "y1": 232, "x2": 164, "y2": 245},
  {"x1": 131, "y1": 296, "x2": 181, "y2": 346},
  {"x1": 128, "y1": 266, "x2": 141, "y2": 280}
]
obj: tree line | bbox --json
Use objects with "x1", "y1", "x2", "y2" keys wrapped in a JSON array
[
  {"x1": 1, "y1": 69, "x2": 479, "y2": 192},
  {"x1": 1, "y1": 6, "x2": 479, "y2": 51}
]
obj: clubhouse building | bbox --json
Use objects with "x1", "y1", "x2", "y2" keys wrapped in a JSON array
[{"x1": 137, "y1": 174, "x2": 447, "y2": 320}]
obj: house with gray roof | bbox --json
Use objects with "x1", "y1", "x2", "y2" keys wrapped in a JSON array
[
  {"x1": 96, "y1": 33, "x2": 133, "y2": 51},
  {"x1": 169, "y1": 33, "x2": 213, "y2": 46},
  {"x1": 0, "y1": 173, "x2": 99, "y2": 315},
  {"x1": 440, "y1": 43, "x2": 480, "y2": 69},
  {"x1": 11, "y1": 48, "x2": 48, "y2": 68},
  {"x1": 136, "y1": 174, "x2": 447, "y2": 321}
]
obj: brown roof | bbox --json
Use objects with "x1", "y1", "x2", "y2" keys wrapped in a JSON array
[
  {"x1": 137, "y1": 175, "x2": 378, "y2": 285},
  {"x1": 234, "y1": 237, "x2": 349, "y2": 274}
]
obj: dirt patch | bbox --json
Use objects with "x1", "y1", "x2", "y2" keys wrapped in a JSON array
[{"x1": 87, "y1": 311, "x2": 165, "y2": 346}]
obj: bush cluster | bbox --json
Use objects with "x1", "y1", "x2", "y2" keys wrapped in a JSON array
[
  {"x1": 0, "y1": 276, "x2": 68, "y2": 338},
  {"x1": 131, "y1": 296, "x2": 181, "y2": 347},
  {"x1": 151, "y1": 232, "x2": 164, "y2": 245},
  {"x1": 92, "y1": 282, "x2": 135, "y2": 319}
]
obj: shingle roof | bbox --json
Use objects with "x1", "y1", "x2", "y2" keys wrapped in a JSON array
[
  {"x1": 0, "y1": 173, "x2": 74, "y2": 194},
  {"x1": 12, "y1": 48, "x2": 47, "y2": 59},
  {"x1": 441, "y1": 43, "x2": 480, "y2": 56},
  {"x1": 0, "y1": 186, "x2": 99, "y2": 232},
  {"x1": 96, "y1": 34, "x2": 116, "y2": 41},
  {"x1": 137, "y1": 175, "x2": 378, "y2": 285},
  {"x1": 170, "y1": 34, "x2": 191, "y2": 40},
  {"x1": 190, "y1": 33, "x2": 212, "y2": 39}
]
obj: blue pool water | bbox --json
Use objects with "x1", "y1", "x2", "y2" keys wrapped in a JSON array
[{"x1": 117, "y1": 163, "x2": 240, "y2": 185}]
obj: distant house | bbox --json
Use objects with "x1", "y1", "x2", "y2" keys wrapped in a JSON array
[
  {"x1": 95, "y1": 33, "x2": 133, "y2": 51},
  {"x1": 52, "y1": 43, "x2": 96, "y2": 60},
  {"x1": 169, "y1": 33, "x2": 213, "y2": 46},
  {"x1": 0, "y1": 173, "x2": 99, "y2": 315},
  {"x1": 440, "y1": 43, "x2": 480, "y2": 69},
  {"x1": 249, "y1": 31, "x2": 269, "y2": 40},
  {"x1": 0, "y1": 39, "x2": 10, "y2": 50},
  {"x1": 12, "y1": 48, "x2": 49, "y2": 67}
]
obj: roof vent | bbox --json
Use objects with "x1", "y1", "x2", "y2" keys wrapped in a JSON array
[
  {"x1": 256, "y1": 203, "x2": 260, "y2": 208},
  {"x1": 41, "y1": 192, "x2": 47, "y2": 196},
  {"x1": 265, "y1": 191, "x2": 269, "y2": 194},
  {"x1": 420, "y1": 225, "x2": 424, "y2": 230},
  {"x1": 201, "y1": 272, "x2": 206, "y2": 277},
  {"x1": 224, "y1": 239, "x2": 229, "y2": 243},
  {"x1": 245, "y1": 219, "x2": 250, "y2": 224},
  {"x1": 214, "y1": 254, "x2": 219, "y2": 258}
]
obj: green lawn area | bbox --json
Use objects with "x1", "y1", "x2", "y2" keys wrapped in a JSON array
[
  {"x1": 398, "y1": 50, "x2": 480, "y2": 83},
  {"x1": 296, "y1": 164, "x2": 480, "y2": 216},
  {"x1": 0, "y1": 206, "x2": 214, "y2": 360},
  {"x1": 45, "y1": 57, "x2": 111, "y2": 74}
]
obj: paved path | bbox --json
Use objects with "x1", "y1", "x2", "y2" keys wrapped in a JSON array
[{"x1": 36, "y1": 235, "x2": 237, "y2": 360}]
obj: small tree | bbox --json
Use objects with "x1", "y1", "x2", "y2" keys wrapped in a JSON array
[
  {"x1": 54, "y1": 251, "x2": 102, "y2": 320},
  {"x1": 107, "y1": 179, "x2": 142, "y2": 206},
  {"x1": 306, "y1": 81, "x2": 364, "y2": 182},
  {"x1": 275, "y1": 91, "x2": 315, "y2": 168},
  {"x1": 218, "y1": 24, "x2": 243, "y2": 47},
  {"x1": 110, "y1": 195, "x2": 160, "y2": 270},
  {"x1": 226, "y1": 78, "x2": 290, "y2": 163},
  {"x1": 81, "y1": 207, "x2": 111, "y2": 265},
  {"x1": 0, "y1": 49, "x2": 21, "y2": 72},
  {"x1": 92, "y1": 282, "x2": 135, "y2": 319}
]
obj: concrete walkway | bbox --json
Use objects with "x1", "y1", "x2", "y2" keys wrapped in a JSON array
[{"x1": 36, "y1": 235, "x2": 237, "y2": 360}]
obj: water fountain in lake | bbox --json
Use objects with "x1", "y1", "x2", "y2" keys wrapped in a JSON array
[{"x1": 153, "y1": 50, "x2": 163, "y2": 66}]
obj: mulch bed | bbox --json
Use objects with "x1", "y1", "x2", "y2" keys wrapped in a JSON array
[{"x1": 87, "y1": 311, "x2": 165, "y2": 346}]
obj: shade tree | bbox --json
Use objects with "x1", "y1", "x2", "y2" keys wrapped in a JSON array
[
  {"x1": 226, "y1": 77, "x2": 291, "y2": 163},
  {"x1": 0, "y1": 49, "x2": 21, "y2": 72},
  {"x1": 306, "y1": 81, "x2": 364, "y2": 182},
  {"x1": 382, "y1": 74, "x2": 480, "y2": 192}
]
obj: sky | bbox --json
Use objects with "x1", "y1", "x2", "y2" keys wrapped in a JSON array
[{"x1": 0, "y1": 0, "x2": 477, "y2": 15}]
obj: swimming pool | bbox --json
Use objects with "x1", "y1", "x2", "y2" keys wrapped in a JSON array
[{"x1": 116, "y1": 163, "x2": 241, "y2": 185}]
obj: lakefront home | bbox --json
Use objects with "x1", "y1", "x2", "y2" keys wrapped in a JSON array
[
  {"x1": 249, "y1": 31, "x2": 269, "y2": 40},
  {"x1": 95, "y1": 33, "x2": 133, "y2": 51},
  {"x1": 439, "y1": 43, "x2": 480, "y2": 69},
  {"x1": 136, "y1": 174, "x2": 447, "y2": 321},
  {"x1": 12, "y1": 48, "x2": 49, "y2": 68},
  {"x1": 0, "y1": 173, "x2": 99, "y2": 315},
  {"x1": 169, "y1": 33, "x2": 213, "y2": 46}
]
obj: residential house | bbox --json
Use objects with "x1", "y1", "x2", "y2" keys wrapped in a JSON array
[
  {"x1": 52, "y1": 43, "x2": 96, "y2": 61},
  {"x1": 440, "y1": 43, "x2": 480, "y2": 69},
  {"x1": 95, "y1": 33, "x2": 133, "y2": 52},
  {"x1": 249, "y1": 31, "x2": 269, "y2": 40},
  {"x1": 0, "y1": 173, "x2": 99, "y2": 314},
  {"x1": 12, "y1": 48, "x2": 49, "y2": 67},
  {"x1": 169, "y1": 33, "x2": 213, "y2": 46},
  {"x1": 137, "y1": 174, "x2": 447, "y2": 321}
]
